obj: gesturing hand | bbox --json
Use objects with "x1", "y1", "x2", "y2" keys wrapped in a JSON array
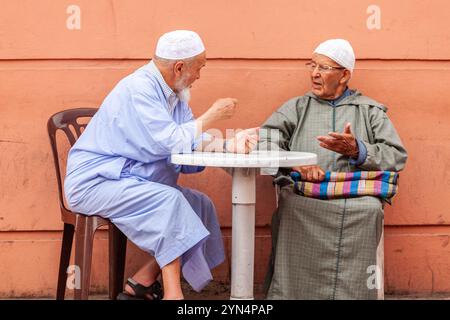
[
  {"x1": 208, "y1": 98, "x2": 237, "y2": 122},
  {"x1": 316, "y1": 122, "x2": 359, "y2": 158},
  {"x1": 196, "y1": 98, "x2": 238, "y2": 134}
]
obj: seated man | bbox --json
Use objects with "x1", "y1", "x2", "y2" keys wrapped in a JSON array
[
  {"x1": 260, "y1": 39, "x2": 408, "y2": 299},
  {"x1": 64, "y1": 30, "x2": 258, "y2": 300}
]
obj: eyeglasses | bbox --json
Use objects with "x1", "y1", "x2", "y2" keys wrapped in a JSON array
[{"x1": 305, "y1": 62, "x2": 346, "y2": 73}]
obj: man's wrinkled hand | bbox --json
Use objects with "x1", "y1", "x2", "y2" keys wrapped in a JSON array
[
  {"x1": 207, "y1": 98, "x2": 237, "y2": 122},
  {"x1": 292, "y1": 165, "x2": 325, "y2": 182},
  {"x1": 226, "y1": 127, "x2": 260, "y2": 154},
  {"x1": 316, "y1": 122, "x2": 359, "y2": 158}
]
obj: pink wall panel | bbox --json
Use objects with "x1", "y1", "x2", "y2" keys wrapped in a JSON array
[
  {"x1": 1, "y1": 60, "x2": 449, "y2": 231},
  {"x1": 1, "y1": 0, "x2": 450, "y2": 59}
]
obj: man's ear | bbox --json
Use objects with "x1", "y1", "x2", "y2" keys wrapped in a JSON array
[
  {"x1": 173, "y1": 61, "x2": 185, "y2": 77},
  {"x1": 340, "y1": 70, "x2": 351, "y2": 84}
]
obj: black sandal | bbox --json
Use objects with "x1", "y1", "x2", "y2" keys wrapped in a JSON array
[{"x1": 116, "y1": 278, "x2": 163, "y2": 300}]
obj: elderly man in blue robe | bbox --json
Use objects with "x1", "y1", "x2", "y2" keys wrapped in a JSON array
[{"x1": 64, "y1": 30, "x2": 259, "y2": 300}]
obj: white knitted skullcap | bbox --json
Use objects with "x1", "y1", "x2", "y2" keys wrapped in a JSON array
[
  {"x1": 313, "y1": 39, "x2": 355, "y2": 72},
  {"x1": 155, "y1": 30, "x2": 205, "y2": 60}
]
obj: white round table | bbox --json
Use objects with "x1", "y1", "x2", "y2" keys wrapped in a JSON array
[{"x1": 171, "y1": 150, "x2": 317, "y2": 299}]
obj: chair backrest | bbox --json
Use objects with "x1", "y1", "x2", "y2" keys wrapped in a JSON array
[{"x1": 47, "y1": 108, "x2": 97, "y2": 211}]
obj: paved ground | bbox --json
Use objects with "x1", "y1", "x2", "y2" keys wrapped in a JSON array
[
  {"x1": 182, "y1": 281, "x2": 266, "y2": 300},
  {"x1": 3, "y1": 281, "x2": 450, "y2": 300},
  {"x1": 183, "y1": 282, "x2": 450, "y2": 300}
]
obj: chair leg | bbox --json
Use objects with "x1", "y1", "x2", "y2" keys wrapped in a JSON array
[
  {"x1": 56, "y1": 223, "x2": 75, "y2": 300},
  {"x1": 109, "y1": 223, "x2": 127, "y2": 300},
  {"x1": 376, "y1": 225, "x2": 385, "y2": 300},
  {"x1": 74, "y1": 217, "x2": 95, "y2": 300}
]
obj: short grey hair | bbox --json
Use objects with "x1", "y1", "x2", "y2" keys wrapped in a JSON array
[{"x1": 153, "y1": 55, "x2": 196, "y2": 67}]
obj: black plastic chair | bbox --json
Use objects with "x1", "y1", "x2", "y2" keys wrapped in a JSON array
[{"x1": 47, "y1": 108, "x2": 127, "y2": 300}]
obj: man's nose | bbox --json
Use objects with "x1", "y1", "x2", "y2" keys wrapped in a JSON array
[{"x1": 312, "y1": 68, "x2": 321, "y2": 78}]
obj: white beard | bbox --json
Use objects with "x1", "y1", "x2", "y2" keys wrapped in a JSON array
[{"x1": 177, "y1": 87, "x2": 191, "y2": 103}]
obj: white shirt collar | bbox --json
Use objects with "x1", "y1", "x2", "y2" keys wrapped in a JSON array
[{"x1": 148, "y1": 61, "x2": 179, "y2": 114}]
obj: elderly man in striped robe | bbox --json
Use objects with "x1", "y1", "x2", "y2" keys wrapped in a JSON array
[{"x1": 261, "y1": 39, "x2": 408, "y2": 299}]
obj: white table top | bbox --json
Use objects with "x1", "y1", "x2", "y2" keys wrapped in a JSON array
[{"x1": 171, "y1": 150, "x2": 317, "y2": 168}]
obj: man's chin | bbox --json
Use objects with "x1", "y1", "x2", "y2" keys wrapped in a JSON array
[{"x1": 311, "y1": 88, "x2": 323, "y2": 96}]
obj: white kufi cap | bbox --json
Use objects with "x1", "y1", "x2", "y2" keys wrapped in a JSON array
[
  {"x1": 155, "y1": 30, "x2": 205, "y2": 60},
  {"x1": 313, "y1": 39, "x2": 355, "y2": 72}
]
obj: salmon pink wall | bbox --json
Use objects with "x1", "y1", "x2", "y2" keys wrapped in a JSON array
[{"x1": 0, "y1": 0, "x2": 449, "y2": 297}]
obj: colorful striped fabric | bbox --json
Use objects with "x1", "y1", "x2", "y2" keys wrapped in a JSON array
[{"x1": 291, "y1": 171, "x2": 399, "y2": 200}]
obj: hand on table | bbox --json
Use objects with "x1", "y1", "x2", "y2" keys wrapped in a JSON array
[{"x1": 225, "y1": 127, "x2": 260, "y2": 154}]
